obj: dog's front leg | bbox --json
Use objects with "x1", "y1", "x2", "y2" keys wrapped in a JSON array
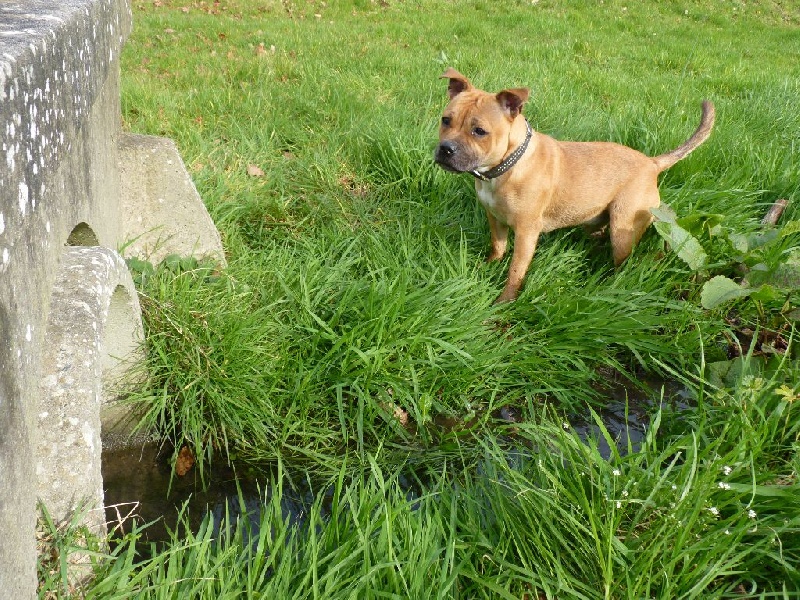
[
  {"x1": 485, "y1": 210, "x2": 509, "y2": 262},
  {"x1": 495, "y1": 223, "x2": 541, "y2": 303}
]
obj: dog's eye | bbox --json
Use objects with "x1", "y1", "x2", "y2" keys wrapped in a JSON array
[
  {"x1": 472, "y1": 127, "x2": 488, "y2": 137},
  {"x1": 441, "y1": 116, "x2": 452, "y2": 127}
]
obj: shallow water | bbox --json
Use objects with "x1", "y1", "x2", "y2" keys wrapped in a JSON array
[
  {"x1": 573, "y1": 373, "x2": 690, "y2": 459},
  {"x1": 102, "y1": 375, "x2": 689, "y2": 544},
  {"x1": 103, "y1": 444, "x2": 245, "y2": 543}
]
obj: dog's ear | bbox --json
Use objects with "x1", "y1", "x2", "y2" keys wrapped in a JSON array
[
  {"x1": 440, "y1": 67, "x2": 472, "y2": 99},
  {"x1": 496, "y1": 88, "x2": 530, "y2": 119}
]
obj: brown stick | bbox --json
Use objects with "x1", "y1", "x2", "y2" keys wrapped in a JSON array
[{"x1": 761, "y1": 198, "x2": 789, "y2": 226}]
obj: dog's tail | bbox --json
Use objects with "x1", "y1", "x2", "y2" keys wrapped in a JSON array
[{"x1": 652, "y1": 100, "x2": 715, "y2": 172}]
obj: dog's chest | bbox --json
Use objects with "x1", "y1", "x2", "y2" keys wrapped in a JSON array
[{"x1": 475, "y1": 181, "x2": 506, "y2": 221}]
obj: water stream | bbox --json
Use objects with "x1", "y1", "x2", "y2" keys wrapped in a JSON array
[{"x1": 102, "y1": 375, "x2": 689, "y2": 545}]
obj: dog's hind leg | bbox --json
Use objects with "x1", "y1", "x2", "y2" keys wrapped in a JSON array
[{"x1": 608, "y1": 190, "x2": 659, "y2": 266}]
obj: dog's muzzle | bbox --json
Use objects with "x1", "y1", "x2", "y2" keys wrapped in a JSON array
[{"x1": 434, "y1": 140, "x2": 463, "y2": 171}]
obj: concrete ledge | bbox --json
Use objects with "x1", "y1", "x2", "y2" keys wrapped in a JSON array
[
  {"x1": 1, "y1": 0, "x2": 228, "y2": 592},
  {"x1": 0, "y1": 0, "x2": 131, "y2": 242},
  {"x1": 1, "y1": 1, "x2": 131, "y2": 594},
  {"x1": 119, "y1": 133, "x2": 227, "y2": 266}
]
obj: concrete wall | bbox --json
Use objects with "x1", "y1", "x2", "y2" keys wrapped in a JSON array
[{"x1": 0, "y1": 0, "x2": 224, "y2": 594}]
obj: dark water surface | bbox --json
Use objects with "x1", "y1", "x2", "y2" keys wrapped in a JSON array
[
  {"x1": 102, "y1": 445, "x2": 311, "y2": 545},
  {"x1": 573, "y1": 373, "x2": 690, "y2": 458},
  {"x1": 102, "y1": 376, "x2": 689, "y2": 545}
]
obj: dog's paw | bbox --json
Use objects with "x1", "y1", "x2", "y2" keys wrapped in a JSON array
[
  {"x1": 493, "y1": 289, "x2": 518, "y2": 304},
  {"x1": 485, "y1": 251, "x2": 505, "y2": 263}
]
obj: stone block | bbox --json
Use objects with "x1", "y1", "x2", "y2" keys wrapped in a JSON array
[
  {"x1": 119, "y1": 133, "x2": 227, "y2": 267},
  {"x1": 1, "y1": 0, "x2": 229, "y2": 592}
]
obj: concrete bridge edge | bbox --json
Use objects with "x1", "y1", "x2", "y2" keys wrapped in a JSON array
[{"x1": 0, "y1": 0, "x2": 226, "y2": 593}]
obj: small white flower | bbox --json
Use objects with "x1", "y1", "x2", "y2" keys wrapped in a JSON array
[
  {"x1": 616, "y1": 501, "x2": 622, "y2": 509},
  {"x1": 718, "y1": 482, "x2": 731, "y2": 490},
  {"x1": 612, "y1": 469, "x2": 621, "y2": 477},
  {"x1": 748, "y1": 509, "x2": 757, "y2": 519},
  {"x1": 725, "y1": 529, "x2": 731, "y2": 535},
  {"x1": 709, "y1": 506, "x2": 720, "y2": 516},
  {"x1": 723, "y1": 466, "x2": 733, "y2": 476},
  {"x1": 671, "y1": 484, "x2": 677, "y2": 491},
  {"x1": 621, "y1": 490, "x2": 629, "y2": 497},
  {"x1": 562, "y1": 422, "x2": 570, "y2": 430}
]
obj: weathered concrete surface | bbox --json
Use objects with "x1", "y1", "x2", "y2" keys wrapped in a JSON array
[
  {"x1": 1, "y1": 0, "x2": 227, "y2": 592},
  {"x1": 37, "y1": 246, "x2": 143, "y2": 538},
  {"x1": 120, "y1": 133, "x2": 227, "y2": 266},
  {"x1": 1, "y1": 0, "x2": 131, "y2": 593}
]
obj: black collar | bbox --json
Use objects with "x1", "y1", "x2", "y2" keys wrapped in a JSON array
[{"x1": 470, "y1": 120, "x2": 533, "y2": 182}]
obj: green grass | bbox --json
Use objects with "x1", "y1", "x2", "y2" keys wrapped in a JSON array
[
  {"x1": 120, "y1": 0, "x2": 800, "y2": 466},
  {"x1": 47, "y1": 0, "x2": 800, "y2": 596},
  {"x1": 50, "y1": 371, "x2": 800, "y2": 598}
]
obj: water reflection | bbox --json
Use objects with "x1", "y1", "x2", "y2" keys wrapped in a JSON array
[{"x1": 102, "y1": 375, "x2": 690, "y2": 544}]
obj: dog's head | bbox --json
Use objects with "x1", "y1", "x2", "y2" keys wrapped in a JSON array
[{"x1": 434, "y1": 68, "x2": 530, "y2": 174}]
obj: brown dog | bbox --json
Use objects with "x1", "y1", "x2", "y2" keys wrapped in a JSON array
[{"x1": 434, "y1": 68, "x2": 715, "y2": 303}]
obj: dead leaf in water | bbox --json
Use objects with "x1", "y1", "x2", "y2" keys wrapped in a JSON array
[
  {"x1": 175, "y1": 446, "x2": 195, "y2": 476},
  {"x1": 393, "y1": 405, "x2": 409, "y2": 427}
]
